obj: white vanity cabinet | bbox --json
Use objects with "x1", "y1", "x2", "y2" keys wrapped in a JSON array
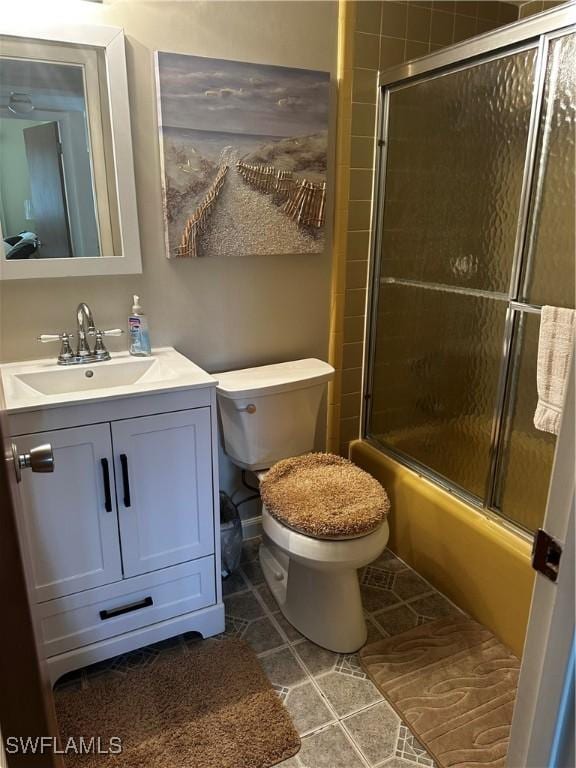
[
  {"x1": 3, "y1": 353, "x2": 224, "y2": 684},
  {"x1": 17, "y1": 423, "x2": 123, "y2": 603},
  {"x1": 112, "y1": 409, "x2": 214, "y2": 577}
]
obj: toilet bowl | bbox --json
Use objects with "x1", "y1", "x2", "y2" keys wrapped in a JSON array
[
  {"x1": 215, "y1": 358, "x2": 390, "y2": 653},
  {"x1": 259, "y1": 505, "x2": 389, "y2": 653}
]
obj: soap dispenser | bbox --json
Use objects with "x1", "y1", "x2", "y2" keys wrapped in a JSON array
[{"x1": 128, "y1": 295, "x2": 152, "y2": 356}]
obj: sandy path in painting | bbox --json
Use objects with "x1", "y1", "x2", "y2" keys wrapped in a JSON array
[{"x1": 200, "y1": 152, "x2": 324, "y2": 257}]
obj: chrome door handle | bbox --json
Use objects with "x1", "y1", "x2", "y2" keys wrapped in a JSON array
[{"x1": 11, "y1": 443, "x2": 55, "y2": 483}]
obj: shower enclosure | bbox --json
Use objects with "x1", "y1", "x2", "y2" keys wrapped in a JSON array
[{"x1": 364, "y1": 7, "x2": 575, "y2": 536}]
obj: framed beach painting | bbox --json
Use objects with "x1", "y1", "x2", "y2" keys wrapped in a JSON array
[{"x1": 154, "y1": 52, "x2": 330, "y2": 258}]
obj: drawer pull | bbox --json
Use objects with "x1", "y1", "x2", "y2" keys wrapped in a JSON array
[
  {"x1": 101, "y1": 458, "x2": 112, "y2": 512},
  {"x1": 120, "y1": 453, "x2": 131, "y2": 507},
  {"x1": 99, "y1": 596, "x2": 153, "y2": 621}
]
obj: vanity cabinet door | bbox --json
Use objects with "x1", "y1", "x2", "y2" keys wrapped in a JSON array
[
  {"x1": 111, "y1": 409, "x2": 214, "y2": 578},
  {"x1": 16, "y1": 424, "x2": 123, "y2": 602}
]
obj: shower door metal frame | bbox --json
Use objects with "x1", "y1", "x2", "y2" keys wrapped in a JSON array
[{"x1": 362, "y1": 4, "x2": 576, "y2": 538}]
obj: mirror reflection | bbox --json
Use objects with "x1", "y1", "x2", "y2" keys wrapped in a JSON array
[
  {"x1": 0, "y1": 57, "x2": 101, "y2": 259},
  {"x1": 0, "y1": 36, "x2": 121, "y2": 262}
]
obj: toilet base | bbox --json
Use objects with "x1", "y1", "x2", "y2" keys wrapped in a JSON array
[{"x1": 259, "y1": 537, "x2": 368, "y2": 653}]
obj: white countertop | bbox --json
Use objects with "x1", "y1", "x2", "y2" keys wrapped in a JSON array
[{"x1": 0, "y1": 347, "x2": 217, "y2": 414}]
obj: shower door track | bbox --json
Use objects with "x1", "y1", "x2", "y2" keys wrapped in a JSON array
[{"x1": 363, "y1": 5, "x2": 576, "y2": 539}]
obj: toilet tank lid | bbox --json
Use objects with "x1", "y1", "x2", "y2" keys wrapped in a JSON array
[{"x1": 215, "y1": 358, "x2": 334, "y2": 399}]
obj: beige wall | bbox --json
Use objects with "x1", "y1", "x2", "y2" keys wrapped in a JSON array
[
  {"x1": 0, "y1": 0, "x2": 338, "y2": 517},
  {"x1": 0, "y1": 1, "x2": 337, "y2": 373},
  {"x1": 329, "y1": 0, "x2": 520, "y2": 458}
]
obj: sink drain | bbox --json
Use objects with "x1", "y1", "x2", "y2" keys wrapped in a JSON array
[{"x1": 85, "y1": 370, "x2": 94, "y2": 378}]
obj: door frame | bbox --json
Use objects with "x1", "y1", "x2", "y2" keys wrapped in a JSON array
[
  {"x1": 23, "y1": 121, "x2": 73, "y2": 259},
  {"x1": 0, "y1": 385, "x2": 63, "y2": 766},
  {"x1": 507, "y1": 368, "x2": 575, "y2": 767}
]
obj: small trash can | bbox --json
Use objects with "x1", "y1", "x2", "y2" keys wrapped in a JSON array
[{"x1": 220, "y1": 491, "x2": 243, "y2": 578}]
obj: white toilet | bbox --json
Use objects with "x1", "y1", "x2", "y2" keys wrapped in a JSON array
[{"x1": 216, "y1": 358, "x2": 390, "y2": 653}]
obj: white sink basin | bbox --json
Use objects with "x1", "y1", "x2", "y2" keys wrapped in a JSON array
[
  {"x1": 16, "y1": 358, "x2": 156, "y2": 395},
  {"x1": 0, "y1": 347, "x2": 216, "y2": 412}
]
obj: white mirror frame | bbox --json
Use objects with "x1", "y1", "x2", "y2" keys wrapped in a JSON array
[{"x1": 0, "y1": 21, "x2": 142, "y2": 280}]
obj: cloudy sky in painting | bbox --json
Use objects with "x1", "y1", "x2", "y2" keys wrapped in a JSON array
[{"x1": 156, "y1": 53, "x2": 330, "y2": 137}]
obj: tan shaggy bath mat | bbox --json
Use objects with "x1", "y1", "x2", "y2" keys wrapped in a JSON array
[
  {"x1": 360, "y1": 616, "x2": 520, "y2": 768},
  {"x1": 55, "y1": 637, "x2": 300, "y2": 768}
]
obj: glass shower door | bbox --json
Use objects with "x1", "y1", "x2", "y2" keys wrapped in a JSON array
[
  {"x1": 494, "y1": 30, "x2": 576, "y2": 531},
  {"x1": 366, "y1": 26, "x2": 575, "y2": 532},
  {"x1": 367, "y1": 46, "x2": 538, "y2": 503}
]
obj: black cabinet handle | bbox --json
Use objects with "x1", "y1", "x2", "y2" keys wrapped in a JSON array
[
  {"x1": 120, "y1": 453, "x2": 131, "y2": 507},
  {"x1": 99, "y1": 596, "x2": 153, "y2": 621},
  {"x1": 101, "y1": 458, "x2": 112, "y2": 512}
]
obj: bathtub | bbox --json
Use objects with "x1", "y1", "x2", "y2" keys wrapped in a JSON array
[{"x1": 350, "y1": 439, "x2": 535, "y2": 657}]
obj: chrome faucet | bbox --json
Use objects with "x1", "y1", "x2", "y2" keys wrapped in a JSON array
[
  {"x1": 38, "y1": 303, "x2": 123, "y2": 365},
  {"x1": 76, "y1": 302, "x2": 96, "y2": 359}
]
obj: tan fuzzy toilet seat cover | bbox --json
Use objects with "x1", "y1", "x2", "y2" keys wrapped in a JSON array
[{"x1": 260, "y1": 453, "x2": 390, "y2": 539}]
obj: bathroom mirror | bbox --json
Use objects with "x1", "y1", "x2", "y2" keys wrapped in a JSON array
[{"x1": 0, "y1": 22, "x2": 141, "y2": 279}]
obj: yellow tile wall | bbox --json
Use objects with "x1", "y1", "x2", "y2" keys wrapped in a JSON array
[
  {"x1": 329, "y1": 0, "x2": 520, "y2": 456},
  {"x1": 518, "y1": 0, "x2": 568, "y2": 18}
]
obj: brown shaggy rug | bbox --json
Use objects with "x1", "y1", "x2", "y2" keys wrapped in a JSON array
[
  {"x1": 55, "y1": 638, "x2": 300, "y2": 768},
  {"x1": 360, "y1": 616, "x2": 520, "y2": 768}
]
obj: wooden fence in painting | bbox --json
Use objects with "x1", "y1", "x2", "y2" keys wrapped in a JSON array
[
  {"x1": 175, "y1": 165, "x2": 229, "y2": 258},
  {"x1": 236, "y1": 162, "x2": 326, "y2": 230}
]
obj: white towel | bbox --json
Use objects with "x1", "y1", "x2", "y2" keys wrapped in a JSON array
[{"x1": 534, "y1": 306, "x2": 576, "y2": 435}]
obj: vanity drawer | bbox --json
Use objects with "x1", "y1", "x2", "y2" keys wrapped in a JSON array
[{"x1": 38, "y1": 557, "x2": 215, "y2": 657}]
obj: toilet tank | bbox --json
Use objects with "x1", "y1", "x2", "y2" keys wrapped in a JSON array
[{"x1": 216, "y1": 359, "x2": 334, "y2": 471}]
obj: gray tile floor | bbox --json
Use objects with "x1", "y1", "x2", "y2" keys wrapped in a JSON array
[
  {"x1": 222, "y1": 538, "x2": 461, "y2": 768},
  {"x1": 56, "y1": 538, "x2": 462, "y2": 767}
]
